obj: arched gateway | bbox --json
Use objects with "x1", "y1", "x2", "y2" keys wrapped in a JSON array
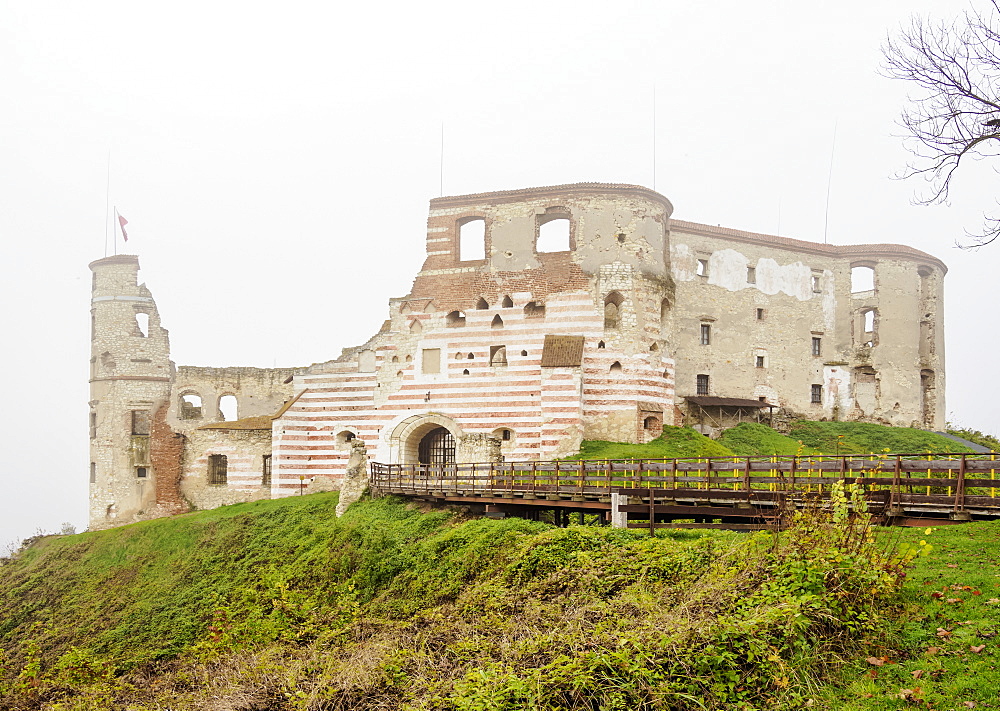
[{"x1": 387, "y1": 413, "x2": 462, "y2": 465}]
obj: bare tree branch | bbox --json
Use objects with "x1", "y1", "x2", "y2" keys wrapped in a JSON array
[{"x1": 882, "y1": 1, "x2": 1000, "y2": 247}]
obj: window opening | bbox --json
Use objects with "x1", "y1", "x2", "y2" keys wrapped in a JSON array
[
  {"x1": 180, "y1": 393, "x2": 203, "y2": 420},
  {"x1": 524, "y1": 301, "x2": 545, "y2": 318},
  {"x1": 462, "y1": 368, "x2": 470, "y2": 375},
  {"x1": 476, "y1": 297, "x2": 489, "y2": 310},
  {"x1": 696, "y1": 374, "x2": 710, "y2": 396},
  {"x1": 409, "y1": 319, "x2": 423, "y2": 333},
  {"x1": 863, "y1": 310, "x2": 875, "y2": 332},
  {"x1": 520, "y1": 350, "x2": 527, "y2": 356},
  {"x1": 459, "y1": 219, "x2": 486, "y2": 261},
  {"x1": 811, "y1": 272, "x2": 822, "y2": 293},
  {"x1": 446, "y1": 311, "x2": 467, "y2": 327},
  {"x1": 604, "y1": 292, "x2": 624, "y2": 329},
  {"x1": 90, "y1": 462, "x2": 96, "y2": 483},
  {"x1": 422, "y1": 348, "x2": 441, "y2": 374},
  {"x1": 131, "y1": 410, "x2": 150, "y2": 435},
  {"x1": 501, "y1": 428, "x2": 512, "y2": 441},
  {"x1": 696, "y1": 258, "x2": 709, "y2": 277},
  {"x1": 747, "y1": 266, "x2": 756, "y2": 284},
  {"x1": 489, "y1": 345, "x2": 507, "y2": 366},
  {"x1": 418, "y1": 427, "x2": 455, "y2": 465},
  {"x1": 501, "y1": 295, "x2": 513, "y2": 308},
  {"x1": 643, "y1": 416, "x2": 659, "y2": 430},
  {"x1": 597, "y1": 340, "x2": 605, "y2": 349},
  {"x1": 650, "y1": 342, "x2": 659, "y2": 353},
  {"x1": 610, "y1": 361, "x2": 622, "y2": 373},
  {"x1": 851, "y1": 265, "x2": 875, "y2": 293},
  {"x1": 335, "y1": 431, "x2": 356, "y2": 444},
  {"x1": 392, "y1": 355, "x2": 399, "y2": 363},
  {"x1": 812, "y1": 337, "x2": 822, "y2": 356},
  {"x1": 756, "y1": 308, "x2": 765, "y2": 320},
  {"x1": 136, "y1": 467, "x2": 148, "y2": 478},
  {"x1": 811, "y1": 384, "x2": 823, "y2": 403},
  {"x1": 218, "y1": 395, "x2": 238, "y2": 422},
  {"x1": 491, "y1": 314, "x2": 503, "y2": 329},
  {"x1": 405, "y1": 354, "x2": 412, "y2": 362},
  {"x1": 135, "y1": 312, "x2": 149, "y2": 337},
  {"x1": 90, "y1": 411, "x2": 97, "y2": 439},
  {"x1": 755, "y1": 355, "x2": 765, "y2": 368},
  {"x1": 537, "y1": 216, "x2": 570, "y2": 252},
  {"x1": 467, "y1": 352, "x2": 475, "y2": 359},
  {"x1": 700, "y1": 323, "x2": 712, "y2": 345},
  {"x1": 262, "y1": 455, "x2": 272, "y2": 487},
  {"x1": 208, "y1": 454, "x2": 228, "y2": 485}
]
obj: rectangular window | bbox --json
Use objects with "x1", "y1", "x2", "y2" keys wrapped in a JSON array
[
  {"x1": 131, "y1": 410, "x2": 150, "y2": 436},
  {"x1": 755, "y1": 355, "x2": 765, "y2": 368},
  {"x1": 811, "y1": 273, "x2": 822, "y2": 293},
  {"x1": 489, "y1": 345, "x2": 507, "y2": 366},
  {"x1": 700, "y1": 323, "x2": 711, "y2": 345},
  {"x1": 89, "y1": 462, "x2": 96, "y2": 484},
  {"x1": 421, "y1": 348, "x2": 441, "y2": 374},
  {"x1": 756, "y1": 308, "x2": 765, "y2": 320},
  {"x1": 696, "y1": 374, "x2": 710, "y2": 396},
  {"x1": 262, "y1": 454, "x2": 272, "y2": 487},
  {"x1": 136, "y1": 467, "x2": 148, "y2": 478},
  {"x1": 747, "y1": 266, "x2": 756, "y2": 284},
  {"x1": 812, "y1": 337, "x2": 822, "y2": 356},
  {"x1": 208, "y1": 454, "x2": 228, "y2": 486},
  {"x1": 811, "y1": 384, "x2": 823, "y2": 404},
  {"x1": 90, "y1": 411, "x2": 97, "y2": 439},
  {"x1": 696, "y1": 258, "x2": 709, "y2": 277}
]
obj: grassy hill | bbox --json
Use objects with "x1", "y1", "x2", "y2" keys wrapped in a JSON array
[{"x1": 575, "y1": 421, "x2": 974, "y2": 461}]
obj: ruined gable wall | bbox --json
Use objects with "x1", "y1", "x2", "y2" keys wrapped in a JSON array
[
  {"x1": 181, "y1": 428, "x2": 272, "y2": 510},
  {"x1": 669, "y1": 221, "x2": 947, "y2": 428},
  {"x1": 168, "y1": 366, "x2": 299, "y2": 435}
]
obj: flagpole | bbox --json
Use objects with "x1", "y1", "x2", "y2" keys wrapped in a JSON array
[
  {"x1": 113, "y1": 206, "x2": 118, "y2": 256},
  {"x1": 104, "y1": 148, "x2": 111, "y2": 257}
]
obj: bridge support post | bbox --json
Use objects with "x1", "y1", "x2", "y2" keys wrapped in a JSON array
[{"x1": 610, "y1": 492, "x2": 627, "y2": 529}]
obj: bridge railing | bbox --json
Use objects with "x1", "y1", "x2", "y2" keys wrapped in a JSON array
[{"x1": 370, "y1": 452, "x2": 1000, "y2": 513}]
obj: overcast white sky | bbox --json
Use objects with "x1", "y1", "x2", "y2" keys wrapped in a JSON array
[{"x1": 1, "y1": 0, "x2": 996, "y2": 547}]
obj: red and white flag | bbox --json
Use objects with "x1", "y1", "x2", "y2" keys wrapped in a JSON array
[{"x1": 116, "y1": 210, "x2": 129, "y2": 242}]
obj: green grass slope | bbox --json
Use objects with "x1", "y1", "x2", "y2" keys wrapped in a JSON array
[
  {"x1": 788, "y1": 421, "x2": 974, "y2": 455},
  {"x1": 572, "y1": 425, "x2": 733, "y2": 460},
  {"x1": 0, "y1": 491, "x2": 937, "y2": 711}
]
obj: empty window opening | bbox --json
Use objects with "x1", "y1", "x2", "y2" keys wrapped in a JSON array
[
  {"x1": 136, "y1": 467, "x2": 148, "y2": 479},
  {"x1": 396, "y1": 370, "x2": 404, "y2": 378},
  {"x1": 501, "y1": 428, "x2": 512, "y2": 441},
  {"x1": 180, "y1": 393, "x2": 203, "y2": 420},
  {"x1": 262, "y1": 455, "x2": 272, "y2": 487},
  {"x1": 524, "y1": 301, "x2": 546, "y2": 318},
  {"x1": 392, "y1": 355, "x2": 399, "y2": 363},
  {"x1": 405, "y1": 354, "x2": 413, "y2": 362},
  {"x1": 755, "y1": 355, "x2": 765, "y2": 368},
  {"x1": 467, "y1": 352, "x2": 475, "y2": 360},
  {"x1": 660, "y1": 298, "x2": 672, "y2": 322},
  {"x1": 335, "y1": 430, "x2": 357, "y2": 444},
  {"x1": 616, "y1": 232, "x2": 626, "y2": 244},
  {"x1": 811, "y1": 272, "x2": 823, "y2": 293},
  {"x1": 89, "y1": 411, "x2": 97, "y2": 439},
  {"x1": 747, "y1": 266, "x2": 756, "y2": 284},
  {"x1": 476, "y1": 297, "x2": 489, "y2": 310},
  {"x1": 537, "y1": 216, "x2": 571, "y2": 253},
  {"x1": 90, "y1": 462, "x2": 96, "y2": 483},
  {"x1": 454, "y1": 352, "x2": 464, "y2": 360},
  {"x1": 758, "y1": 396, "x2": 767, "y2": 402},
  {"x1": 135, "y1": 312, "x2": 149, "y2": 337},
  {"x1": 459, "y1": 219, "x2": 486, "y2": 261},
  {"x1": 756, "y1": 308, "x2": 765, "y2": 320},
  {"x1": 811, "y1": 337, "x2": 822, "y2": 356},
  {"x1": 650, "y1": 342, "x2": 659, "y2": 353},
  {"x1": 491, "y1": 314, "x2": 504, "y2": 329},
  {"x1": 610, "y1": 361, "x2": 622, "y2": 373},
  {"x1": 409, "y1": 319, "x2": 423, "y2": 334},
  {"x1": 643, "y1": 416, "x2": 660, "y2": 431},
  {"x1": 490, "y1": 345, "x2": 508, "y2": 366},
  {"x1": 811, "y1": 384, "x2": 823, "y2": 404},
  {"x1": 501, "y1": 295, "x2": 513, "y2": 308},
  {"x1": 446, "y1": 311, "x2": 467, "y2": 327},
  {"x1": 462, "y1": 368, "x2": 470, "y2": 375},
  {"x1": 696, "y1": 374, "x2": 710, "y2": 396},
  {"x1": 863, "y1": 310, "x2": 875, "y2": 332},
  {"x1": 422, "y1": 348, "x2": 441, "y2": 374},
  {"x1": 219, "y1": 395, "x2": 238, "y2": 422},
  {"x1": 358, "y1": 349, "x2": 376, "y2": 372},
  {"x1": 604, "y1": 292, "x2": 624, "y2": 329},
  {"x1": 921, "y1": 369, "x2": 936, "y2": 426},
  {"x1": 520, "y1": 350, "x2": 527, "y2": 356},
  {"x1": 131, "y1": 410, "x2": 150, "y2": 435},
  {"x1": 208, "y1": 454, "x2": 228, "y2": 486},
  {"x1": 700, "y1": 323, "x2": 712, "y2": 345},
  {"x1": 597, "y1": 340, "x2": 606, "y2": 349},
  {"x1": 696, "y1": 258, "x2": 709, "y2": 277},
  {"x1": 851, "y1": 265, "x2": 875, "y2": 293}
]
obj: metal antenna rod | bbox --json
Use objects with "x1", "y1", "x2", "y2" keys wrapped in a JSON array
[{"x1": 823, "y1": 121, "x2": 838, "y2": 244}]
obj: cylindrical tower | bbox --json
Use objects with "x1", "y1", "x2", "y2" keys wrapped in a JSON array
[{"x1": 88, "y1": 255, "x2": 172, "y2": 529}]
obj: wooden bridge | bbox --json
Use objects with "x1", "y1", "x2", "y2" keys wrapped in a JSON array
[{"x1": 369, "y1": 453, "x2": 1000, "y2": 531}]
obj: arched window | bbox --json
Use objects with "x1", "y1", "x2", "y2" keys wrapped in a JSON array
[
  {"x1": 491, "y1": 314, "x2": 504, "y2": 329},
  {"x1": 462, "y1": 368, "x2": 470, "y2": 375},
  {"x1": 490, "y1": 345, "x2": 507, "y2": 366},
  {"x1": 851, "y1": 264, "x2": 876, "y2": 293},
  {"x1": 610, "y1": 361, "x2": 622, "y2": 373},
  {"x1": 604, "y1": 292, "x2": 624, "y2": 330},
  {"x1": 501, "y1": 295, "x2": 513, "y2": 308},
  {"x1": 597, "y1": 340, "x2": 605, "y2": 349},
  {"x1": 467, "y1": 352, "x2": 475, "y2": 360},
  {"x1": 219, "y1": 395, "x2": 238, "y2": 422},
  {"x1": 476, "y1": 297, "x2": 489, "y2": 310},
  {"x1": 649, "y1": 342, "x2": 659, "y2": 353},
  {"x1": 335, "y1": 430, "x2": 357, "y2": 445},
  {"x1": 660, "y1": 298, "x2": 671, "y2": 322},
  {"x1": 459, "y1": 218, "x2": 486, "y2": 261},
  {"x1": 180, "y1": 393, "x2": 202, "y2": 420},
  {"x1": 643, "y1": 416, "x2": 660, "y2": 431},
  {"x1": 537, "y1": 216, "x2": 570, "y2": 253},
  {"x1": 409, "y1": 319, "x2": 423, "y2": 334},
  {"x1": 446, "y1": 311, "x2": 467, "y2": 327}
]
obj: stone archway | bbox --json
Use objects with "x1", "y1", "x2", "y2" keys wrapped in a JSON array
[{"x1": 388, "y1": 413, "x2": 463, "y2": 464}]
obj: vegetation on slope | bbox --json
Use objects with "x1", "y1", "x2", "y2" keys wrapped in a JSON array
[
  {"x1": 946, "y1": 426, "x2": 1000, "y2": 452},
  {"x1": 787, "y1": 421, "x2": 973, "y2": 456},
  {"x1": 0, "y1": 489, "x2": 918, "y2": 710},
  {"x1": 717, "y1": 422, "x2": 819, "y2": 456},
  {"x1": 572, "y1": 425, "x2": 733, "y2": 459}
]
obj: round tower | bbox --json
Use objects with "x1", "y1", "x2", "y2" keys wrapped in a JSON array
[{"x1": 88, "y1": 255, "x2": 172, "y2": 529}]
